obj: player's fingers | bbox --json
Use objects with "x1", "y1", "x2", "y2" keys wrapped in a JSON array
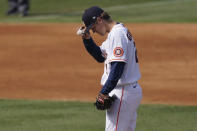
[
  {"x1": 80, "y1": 26, "x2": 85, "y2": 30},
  {"x1": 77, "y1": 26, "x2": 91, "y2": 39},
  {"x1": 76, "y1": 26, "x2": 85, "y2": 36}
]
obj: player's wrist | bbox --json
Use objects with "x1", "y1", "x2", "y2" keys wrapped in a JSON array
[
  {"x1": 82, "y1": 33, "x2": 91, "y2": 39},
  {"x1": 100, "y1": 89, "x2": 109, "y2": 96},
  {"x1": 99, "y1": 92, "x2": 109, "y2": 98}
]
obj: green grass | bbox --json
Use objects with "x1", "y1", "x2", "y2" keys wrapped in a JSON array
[
  {"x1": 0, "y1": 99, "x2": 196, "y2": 131},
  {"x1": 0, "y1": 0, "x2": 197, "y2": 23},
  {"x1": 0, "y1": 99, "x2": 105, "y2": 131}
]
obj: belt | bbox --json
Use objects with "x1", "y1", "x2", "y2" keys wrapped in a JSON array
[{"x1": 116, "y1": 81, "x2": 137, "y2": 88}]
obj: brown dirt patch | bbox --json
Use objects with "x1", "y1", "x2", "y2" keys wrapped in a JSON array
[{"x1": 0, "y1": 23, "x2": 197, "y2": 105}]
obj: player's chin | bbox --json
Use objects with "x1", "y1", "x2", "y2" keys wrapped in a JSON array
[{"x1": 96, "y1": 31, "x2": 106, "y2": 36}]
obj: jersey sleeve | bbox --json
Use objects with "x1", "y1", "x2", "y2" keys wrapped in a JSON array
[
  {"x1": 83, "y1": 38, "x2": 105, "y2": 63},
  {"x1": 108, "y1": 30, "x2": 128, "y2": 63}
]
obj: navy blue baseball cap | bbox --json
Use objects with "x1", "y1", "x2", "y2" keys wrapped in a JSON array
[{"x1": 82, "y1": 6, "x2": 104, "y2": 29}]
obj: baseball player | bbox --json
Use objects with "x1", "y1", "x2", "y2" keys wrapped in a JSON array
[
  {"x1": 77, "y1": 6, "x2": 142, "y2": 131},
  {"x1": 7, "y1": 0, "x2": 30, "y2": 16}
]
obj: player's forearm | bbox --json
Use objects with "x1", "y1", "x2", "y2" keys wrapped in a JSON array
[
  {"x1": 101, "y1": 62, "x2": 125, "y2": 95},
  {"x1": 83, "y1": 37, "x2": 105, "y2": 63}
]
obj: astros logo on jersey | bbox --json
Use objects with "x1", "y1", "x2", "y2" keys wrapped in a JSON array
[{"x1": 113, "y1": 47, "x2": 124, "y2": 57}]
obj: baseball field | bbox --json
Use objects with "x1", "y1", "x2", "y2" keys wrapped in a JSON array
[{"x1": 0, "y1": 0, "x2": 197, "y2": 131}]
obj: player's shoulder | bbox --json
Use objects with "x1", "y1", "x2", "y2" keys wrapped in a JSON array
[{"x1": 110, "y1": 23, "x2": 128, "y2": 37}]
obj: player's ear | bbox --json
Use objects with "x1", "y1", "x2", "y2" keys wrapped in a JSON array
[{"x1": 97, "y1": 17, "x2": 103, "y2": 24}]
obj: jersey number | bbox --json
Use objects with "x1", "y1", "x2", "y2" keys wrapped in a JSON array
[
  {"x1": 135, "y1": 46, "x2": 139, "y2": 63},
  {"x1": 127, "y1": 30, "x2": 139, "y2": 63}
]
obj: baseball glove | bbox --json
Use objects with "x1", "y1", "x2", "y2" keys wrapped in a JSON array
[{"x1": 94, "y1": 93, "x2": 116, "y2": 110}]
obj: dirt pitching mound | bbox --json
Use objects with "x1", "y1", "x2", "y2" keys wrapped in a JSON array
[{"x1": 0, "y1": 23, "x2": 196, "y2": 105}]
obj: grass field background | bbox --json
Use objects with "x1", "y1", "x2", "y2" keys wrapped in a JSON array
[
  {"x1": 0, "y1": 99, "x2": 196, "y2": 131},
  {"x1": 0, "y1": 0, "x2": 197, "y2": 23}
]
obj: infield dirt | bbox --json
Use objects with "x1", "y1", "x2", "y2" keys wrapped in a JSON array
[{"x1": 0, "y1": 23, "x2": 196, "y2": 105}]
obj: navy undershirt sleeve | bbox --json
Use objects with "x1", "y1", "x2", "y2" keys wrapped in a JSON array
[
  {"x1": 83, "y1": 38, "x2": 105, "y2": 63},
  {"x1": 100, "y1": 62, "x2": 125, "y2": 95}
]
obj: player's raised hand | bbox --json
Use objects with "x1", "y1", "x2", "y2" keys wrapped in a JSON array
[{"x1": 76, "y1": 26, "x2": 91, "y2": 39}]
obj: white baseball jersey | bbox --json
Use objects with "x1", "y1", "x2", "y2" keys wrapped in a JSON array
[{"x1": 100, "y1": 23, "x2": 141, "y2": 86}]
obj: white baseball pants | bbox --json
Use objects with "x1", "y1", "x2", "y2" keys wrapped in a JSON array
[{"x1": 106, "y1": 83, "x2": 142, "y2": 131}]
